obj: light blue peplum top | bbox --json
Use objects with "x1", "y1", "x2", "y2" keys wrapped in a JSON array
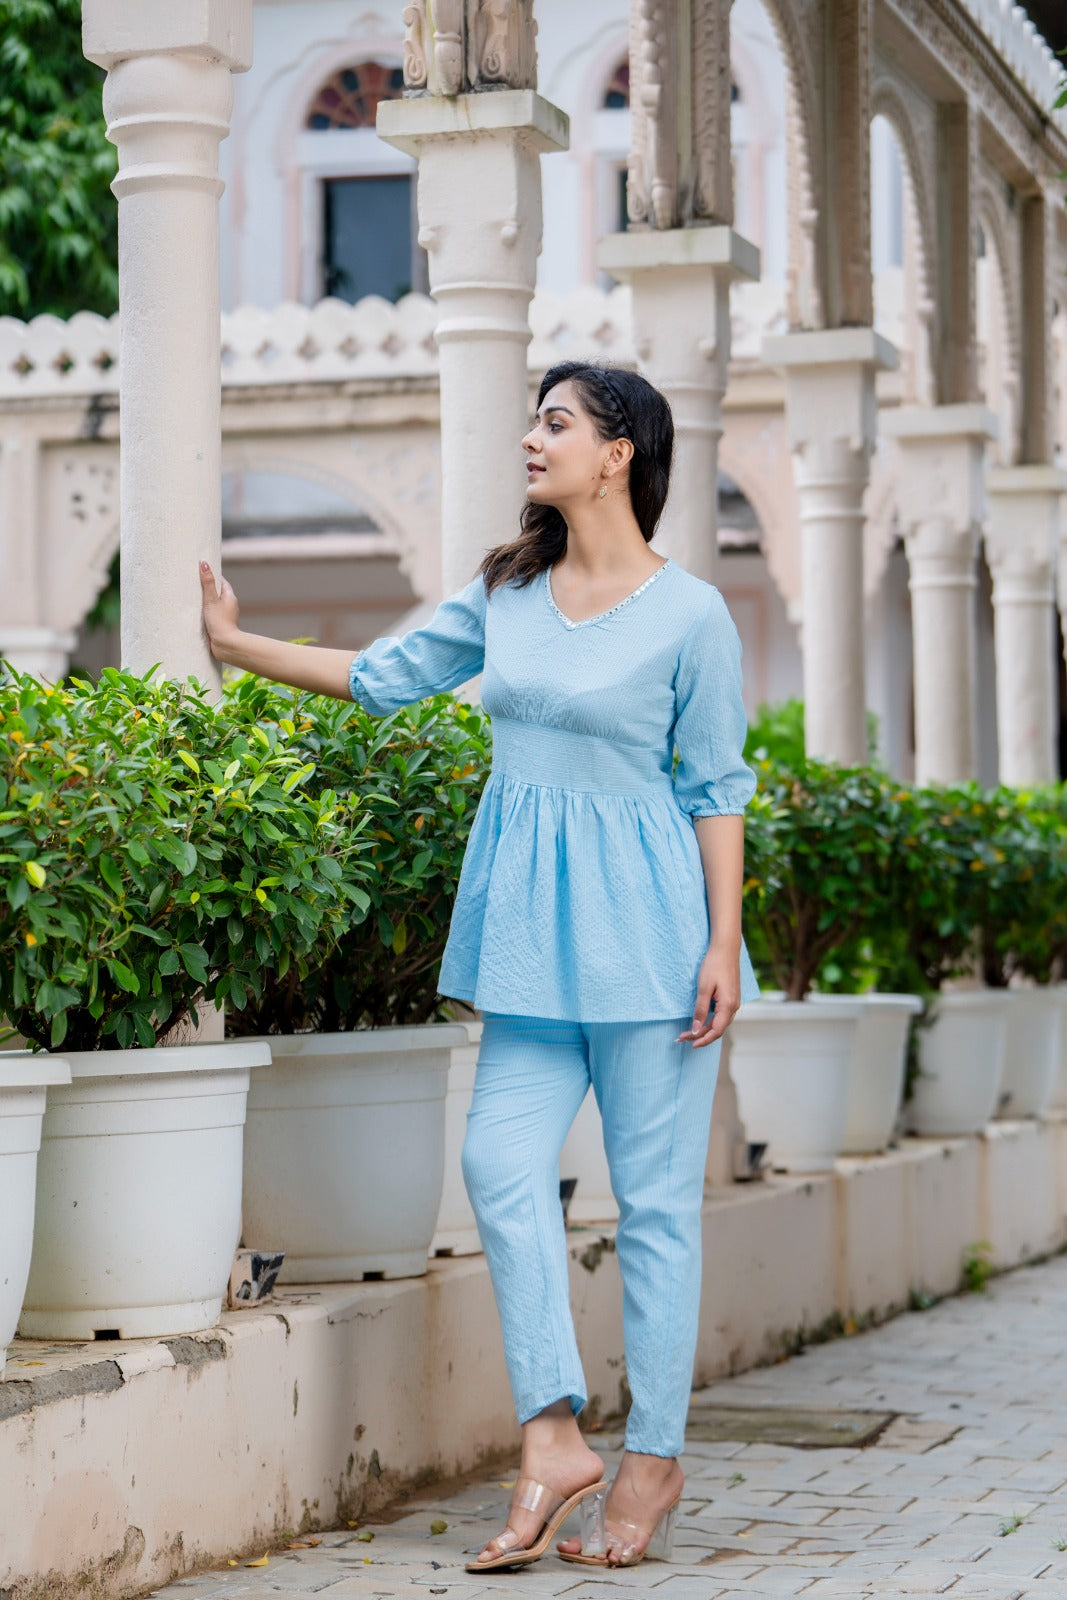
[{"x1": 348, "y1": 557, "x2": 759, "y2": 1023}]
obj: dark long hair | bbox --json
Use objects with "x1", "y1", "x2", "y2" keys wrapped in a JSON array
[{"x1": 480, "y1": 361, "x2": 675, "y2": 595}]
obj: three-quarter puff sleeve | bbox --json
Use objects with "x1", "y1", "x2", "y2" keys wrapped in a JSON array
[
  {"x1": 671, "y1": 588, "x2": 757, "y2": 817},
  {"x1": 348, "y1": 575, "x2": 487, "y2": 715}
]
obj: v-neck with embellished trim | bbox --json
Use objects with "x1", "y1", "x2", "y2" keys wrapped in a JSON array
[{"x1": 544, "y1": 559, "x2": 673, "y2": 631}]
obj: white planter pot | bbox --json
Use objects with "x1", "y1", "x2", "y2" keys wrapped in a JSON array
[
  {"x1": 0, "y1": 1053, "x2": 71, "y2": 1375},
  {"x1": 432, "y1": 1021, "x2": 484, "y2": 1257},
  {"x1": 243, "y1": 1025, "x2": 466, "y2": 1283},
  {"x1": 907, "y1": 989, "x2": 1009, "y2": 1137},
  {"x1": 997, "y1": 988, "x2": 1060, "y2": 1119},
  {"x1": 1046, "y1": 986, "x2": 1067, "y2": 1112},
  {"x1": 811, "y1": 993, "x2": 923, "y2": 1154},
  {"x1": 20, "y1": 1041, "x2": 262, "y2": 1341},
  {"x1": 729, "y1": 998, "x2": 866, "y2": 1172}
]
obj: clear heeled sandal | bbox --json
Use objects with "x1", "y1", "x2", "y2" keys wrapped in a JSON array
[
  {"x1": 465, "y1": 1475, "x2": 608, "y2": 1572},
  {"x1": 559, "y1": 1488, "x2": 680, "y2": 1567}
]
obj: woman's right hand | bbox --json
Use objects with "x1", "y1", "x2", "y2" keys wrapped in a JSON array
[{"x1": 199, "y1": 561, "x2": 240, "y2": 660}]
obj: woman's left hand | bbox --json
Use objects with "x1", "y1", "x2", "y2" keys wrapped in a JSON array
[{"x1": 678, "y1": 945, "x2": 741, "y2": 1048}]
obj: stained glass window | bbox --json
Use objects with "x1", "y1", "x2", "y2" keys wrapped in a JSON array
[
  {"x1": 603, "y1": 60, "x2": 629, "y2": 110},
  {"x1": 306, "y1": 63, "x2": 405, "y2": 130}
]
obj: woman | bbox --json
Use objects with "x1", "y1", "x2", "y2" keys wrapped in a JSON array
[{"x1": 199, "y1": 360, "x2": 758, "y2": 1572}]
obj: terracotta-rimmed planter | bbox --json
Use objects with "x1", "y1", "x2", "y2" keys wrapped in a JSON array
[
  {"x1": 729, "y1": 997, "x2": 866, "y2": 1172},
  {"x1": 432, "y1": 1021, "x2": 484, "y2": 1257},
  {"x1": 1046, "y1": 986, "x2": 1067, "y2": 1112},
  {"x1": 811, "y1": 993, "x2": 923, "y2": 1154},
  {"x1": 907, "y1": 989, "x2": 1009, "y2": 1137},
  {"x1": 0, "y1": 1053, "x2": 71, "y2": 1375},
  {"x1": 20, "y1": 1041, "x2": 263, "y2": 1341},
  {"x1": 997, "y1": 987, "x2": 1060, "y2": 1119},
  {"x1": 243, "y1": 1025, "x2": 466, "y2": 1283}
]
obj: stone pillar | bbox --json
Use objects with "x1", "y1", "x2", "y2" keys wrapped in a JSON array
[
  {"x1": 881, "y1": 405, "x2": 997, "y2": 786},
  {"x1": 985, "y1": 466, "x2": 1066, "y2": 787},
  {"x1": 598, "y1": 229, "x2": 758, "y2": 581},
  {"x1": 763, "y1": 329, "x2": 897, "y2": 765},
  {"x1": 83, "y1": 1, "x2": 252, "y2": 682},
  {"x1": 378, "y1": 8, "x2": 567, "y2": 598},
  {"x1": 597, "y1": 1, "x2": 758, "y2": 581}
]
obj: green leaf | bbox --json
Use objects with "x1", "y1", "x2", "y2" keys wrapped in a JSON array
[
  {"x1": 99, "y1": 855, "x2": 123, "y2": 895},
  {"x1": 108, "y1": 959, "x2": 140, "y2": 994}
]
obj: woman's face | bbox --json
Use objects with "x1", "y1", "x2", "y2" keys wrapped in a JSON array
[{"x1": 522, "y1": 380, "x2": 615, "y2": 508}]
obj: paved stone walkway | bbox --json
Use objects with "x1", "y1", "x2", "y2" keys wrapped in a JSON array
[{"x1": 156, "y1": 1254, "x2": 1067, "y2": 1600}]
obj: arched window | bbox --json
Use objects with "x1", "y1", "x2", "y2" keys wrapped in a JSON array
[
  {"x1": 301, "y1": 60, "x2": 425, "y2": 305},
  {"x1": 306, "y1": 62, "x2": 405, "y2": 130},
  {"x1": 602, "y1": 59, "x2": 629, "y2": 109}
]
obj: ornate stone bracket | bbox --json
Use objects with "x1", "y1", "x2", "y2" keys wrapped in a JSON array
[{"x1": 402, "y1": 0, "x2": 537, "y2": 97}]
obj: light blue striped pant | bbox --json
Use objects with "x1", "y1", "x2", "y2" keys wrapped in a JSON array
[{"x1": 461, "y1": 1014, "x2": 721, "y2": 1458}]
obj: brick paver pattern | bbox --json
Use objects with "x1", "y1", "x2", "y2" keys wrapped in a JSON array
[{"x1": 153, "y1": 1254, "x2": 1067, "y2": 1600}]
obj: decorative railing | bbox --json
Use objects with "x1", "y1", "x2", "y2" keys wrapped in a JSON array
[
  {"x1": 962, "y1": 0, "x2": 1066, "y2": 127},
  {"x1": 0, "y1": 281, "x2": 796, "y2": 402}
]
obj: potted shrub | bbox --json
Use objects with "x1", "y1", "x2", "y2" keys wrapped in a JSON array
[
  {"x1": 1022, "y1": 788, "x2": 1067, "y2": 1110},
  {"x1": 732, "y1": 760, "x2": 912, "y2": 1171},
  {"x1": 223, "y1": 678, "x2": 490, "y2": 1281},
  {"x1": 891, "y1": 785, "x2": 1016, "y2": 1137},
  {"x1": 984, "y1": 789, "x2": 1067, "y2": 1119},
  {"x1": 0, "y1": 666, "x2": 363, "y2": 1338}
]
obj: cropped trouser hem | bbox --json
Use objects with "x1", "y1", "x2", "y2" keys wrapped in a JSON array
[
  {"x1": 515, "y1": 1386, "x2": 587, "y2": 1428},
  {"x1": 462, "y1": 1014, "x2": 721, "y2": 1462}
]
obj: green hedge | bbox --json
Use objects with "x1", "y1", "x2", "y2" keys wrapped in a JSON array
[
  {"x1": 742, "y1": 701, "x2": 1067, "y2": 1001},
  {"x1": 0, "y1": 668, "x2": 368, "y2": 1049},
  {"x1": 3, "y1": 666, "x2": 1061, "y2": 1046}
]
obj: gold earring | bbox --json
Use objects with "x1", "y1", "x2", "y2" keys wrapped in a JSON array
[{"x1": 598, "y1": 485, "x2": 608, "y2": 499}]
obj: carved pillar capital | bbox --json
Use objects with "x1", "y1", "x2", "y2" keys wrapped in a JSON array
[
  {"x1": 984, "y1": 465, "x2": 1066, "y2": 787},
  {"x1": 880, "y1": 403, "x2": 998, "y2": 786},
  {"x1": 598, "y1": 226, "x2": 758, "y2": 582},
  {"x1": 402, "y1": 0, "x2": 537, "y2": 97},
  {"x1": 377, "y1": 89, "x2": 568, "y2": 597},
  {"x1": 627, "y1": 0, "x2": 733, "y2": 232},
  {"x1": 881, "y1": 403, "x2": 998, "y2": 559}
]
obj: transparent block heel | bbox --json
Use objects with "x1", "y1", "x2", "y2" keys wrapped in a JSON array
[
  {"x1": 644, "y1": 1500, "x2": 678, "y2": 1561},
  {"x1": 579, "y1": 1486, "x2": 607, "y2": 1557}
]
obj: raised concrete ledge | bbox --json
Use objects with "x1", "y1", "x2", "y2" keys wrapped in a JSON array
[
  {"x1": 3, "y1": 1119, "x2": 1066, "y2": 1600},
  {"x1": 377, "y1": 89, "x2": 569, "y2": 155},
  {"x1": 763, "y1": 326, "x2": 899, "y2": 373},
  {"x1": 598, "y1": 225, "x2": 761, "y2": 283},
  {"x1": 880, "y1": 402, "x2": 999, "y2": 442}
]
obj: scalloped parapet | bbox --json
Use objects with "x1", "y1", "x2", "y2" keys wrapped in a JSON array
[
  {"x1": 0, "y1": 282, "x2": 804, "y2": 402},
  {"x1": 962, "y1": 0, "x2": 1067, "y2": 128}
]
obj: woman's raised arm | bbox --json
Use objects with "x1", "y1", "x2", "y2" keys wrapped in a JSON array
[{"x1": 199, "y1": 561, "x2": 356, "y2": 700}]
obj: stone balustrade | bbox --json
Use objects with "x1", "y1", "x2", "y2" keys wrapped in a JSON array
[{"x1": 0, "y1": 281, "x2": 799, "y2": 402}]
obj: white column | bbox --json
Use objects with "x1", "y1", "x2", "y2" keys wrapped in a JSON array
[
  {"x1": 83, "y1": 1, "x2": 252, "y2": 681},
  {"x1": 880, "y1": 405, "x2": 997, "y2": 786},
  {"x1": 378, "y1": 92, "x2": 567, "y2": 597},
  {"x1": 985, "y1": 465, "x2": 1066, "y2": 787},
  {"x1": 763, "y1": 329, "x2": 897, "y2": 765},
  {"x1": 598, "y1": 228, "x2": 759, "y2": 582}
]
